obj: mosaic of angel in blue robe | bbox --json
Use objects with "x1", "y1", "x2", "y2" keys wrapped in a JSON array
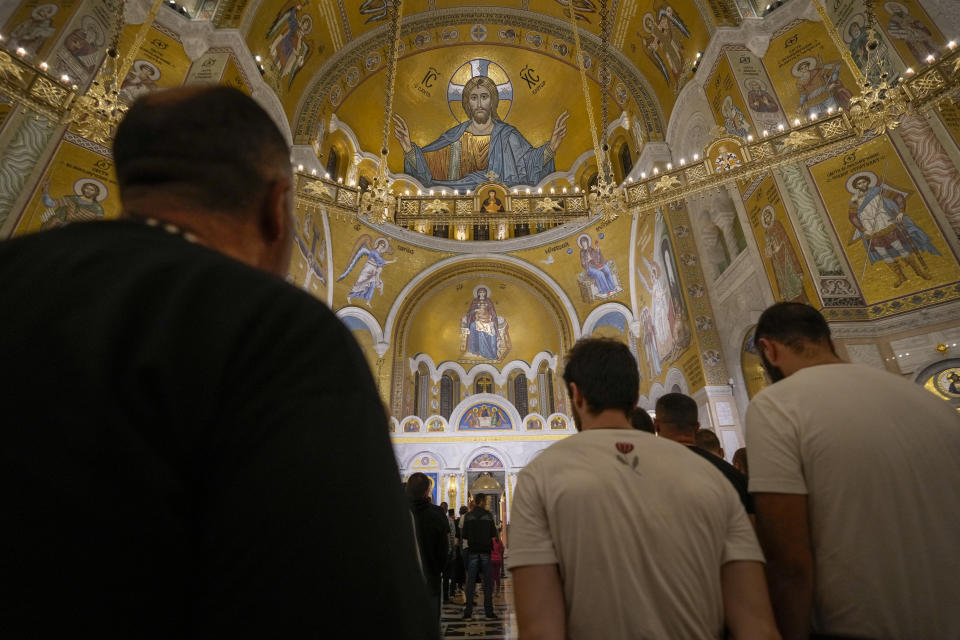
[
  {"x1": 337, "y1": 235, "x2": 396, "y2": 306},
  {"x1": 292, "y1": 212, "x2": 326, "y2": 291},
  {"x1": 393, "y1": 71, "x2": 569, "y2": 189}
]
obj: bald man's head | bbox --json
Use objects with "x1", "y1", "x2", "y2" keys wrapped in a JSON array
[{"x1": 114, "y1": 86, "x2": 291, "y2": 216}]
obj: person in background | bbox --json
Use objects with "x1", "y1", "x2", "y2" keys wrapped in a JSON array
[
  {"x1": 490, "y1": 529, "x2": 505, "y2": 596},
  {"x1": 406, "y1": 473, "x2": 450, "y2": 621},
  {"x1": 695, "y1": 428, "x2": 725, "y2": 459},
  {"x1": 629, "y1": 406, "x2": 655, "y2": 433},
  {"x1": 0, "y1": 86, "x2": 437, "y2": 638},
  {"x1": 443, "y1": 507, "x2": 459, "y2": 602},
  {"x1": 732, "y1": 447, "x2": 748, "y2": 478},
  {"x1": 461, "y1": 493, "x2": 499, "y2": 620},
  {"x1": 509, "y1": 338, "x2": 778, "y2": 639},
  {"x1": 456, "y1": 503, "x2": 469, "y2": 598},
  {"x1": 655, "y1": 392, "x2": 753, "y2": 517},
  {"x1": 747, "y1": 302, "x2": 960, "y2": 639}
]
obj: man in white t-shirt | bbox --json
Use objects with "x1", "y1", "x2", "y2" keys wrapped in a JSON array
[
  {"x1": 747, "y1": 302, "x2": 960, "y2": 639},
  {"x1": 508, "y1": 338, "x2": 779, "y2": 640}
]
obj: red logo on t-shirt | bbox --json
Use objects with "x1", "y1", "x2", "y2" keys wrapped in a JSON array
[{"x1": 615, "y1": 442, "x2": 634, "y2": 454}]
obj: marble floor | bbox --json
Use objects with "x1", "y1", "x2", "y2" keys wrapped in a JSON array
[{"x1": 441, "y1": 578, "x2": 517, "y2": 639}]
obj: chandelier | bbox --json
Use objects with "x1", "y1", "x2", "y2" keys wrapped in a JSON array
[
  {"x1": 358, "y1": 0, "x2": 404, "y2": 225},
  {"x1": 565, "y1": 0, "x2": 625, "y2": 223}
]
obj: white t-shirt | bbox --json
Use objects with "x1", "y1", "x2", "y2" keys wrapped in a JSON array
[
  {"x1": 507, "y1": 429, "x2": 763, "y2": 640},
  {"x1": 746, "y1": 363, "x2": 960, "y2": 638}
]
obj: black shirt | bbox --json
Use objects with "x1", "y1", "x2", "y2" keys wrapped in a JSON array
[
  {"x1": 462, "y1": 507, "x2": 498, "y2": 553},
  {"x1": 687, "y1": 446, "x2": 755, "y2": 514},
  {"x1": 0, "y1": 221, "x2": 437, "y2": 638},
  {"x1": 409, "y1": 499, "x2": 449, "y2": 586}
]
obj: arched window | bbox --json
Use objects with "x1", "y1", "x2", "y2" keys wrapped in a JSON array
[
  {"x1": 358, "y1": 175, "x2": 370, "y2": 192},
  {"x1": 414, "y1": 364, "x2": 430, "y2": 419},
  {"x1": 325, "y1": 148, "x2": 340, "y2": 180},
  {"x1": 440, "y1": 372, "x2": 460, "y2": 419},
  {"x1": 537, "y1": 364, "x2": 555, "y2": 415},
  {"x1": 514, "y1": 373, "x2": 529, "y2": 417},
  {"x1": 619, "y1": 143, "x2": 633, "y2": 177},
  {"x1": 475, "y1": 374, "x2": 493, "y2": 395}
]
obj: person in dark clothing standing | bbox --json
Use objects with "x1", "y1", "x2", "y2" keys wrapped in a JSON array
[
  {"x1": 406, "y1": 473, "x2": 450, "y2": 620},
  {"x1": 461, "y1": 493, "x2": 499, "y2": 620},
  {"x1": 654, "y1": 393, "x2": 754, "y2": 516},
  {"x1": 0, "y1": 87, "x2": 437, "y2": 638}
]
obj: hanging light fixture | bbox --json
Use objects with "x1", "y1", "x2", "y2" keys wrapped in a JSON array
[
  {"x1": 360, "y1": 0, "x2": 404, "y2": 225},
  {"x1": 68, "y1": 0, "x2": 164, "y2": 144},
  {"x1": 564, "y1": 0, "x2": 624, "y2": 223}
]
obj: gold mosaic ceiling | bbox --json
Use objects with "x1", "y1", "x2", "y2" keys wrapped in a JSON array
[{"x1": 235, "y1": 1, "x2": 718, "y2": 153}]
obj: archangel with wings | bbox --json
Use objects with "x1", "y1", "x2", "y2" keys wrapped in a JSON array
[
  {"x1": 336, "y1": 235, "x2": 397, "y2": 306},
  {"x1": 639, "y1": 4, "x2": 692, "y2": 95},
  {"x1": 292, "y1": 212, "x2": 326, "y2": 292}
]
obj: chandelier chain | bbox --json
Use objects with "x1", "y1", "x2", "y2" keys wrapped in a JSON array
[
  {"x1": 566, "y1": 5, "x2": 604, "y2": 184},
  {"x1": 380, "y1": 0, "x2": 404, "y2": 170}
]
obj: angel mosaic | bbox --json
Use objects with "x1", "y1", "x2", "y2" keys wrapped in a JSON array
[
  {"x1": 639, "y1": 4, "x2": 692, "y2": 94},
  {"x1": 266, "y1": 0, "x2": 314, "y2": 91},
  {"x1": 337, "y1": 235, "x2": 396, "y2": 306},
  {"x1": 636, "y1": 226, "x2": 691, "y2": 366},
  {"x1": 292, "y1": 212, "x2": 326, "y2": 292}
]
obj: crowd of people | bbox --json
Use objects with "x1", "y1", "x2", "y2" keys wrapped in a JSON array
[{"x1": 2, "y1": 86, "x2": 958, "y2": 639}]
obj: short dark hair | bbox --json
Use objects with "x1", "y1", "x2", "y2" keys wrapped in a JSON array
[
  {"x1": 405, "y1": 472, "x2": 431, "y2": 499},
  {"x1": 755, "y1": 302, "x2": 834, "y2": 353},
  {"x1": 629, "y1": 407, "x2": 655, "y2": 433},
  {"x1": 655, "y1": 393, "x2": 698, "y2": 431},
  {"x1": 695, "y1": 429, "x2": 722, "y2": 455},
  {"x1": 113, "y1": 86, "x2": 290, "y2": 214},
  {"x1": 562, "y1": 338, "x2": 639, "y2": 416}
]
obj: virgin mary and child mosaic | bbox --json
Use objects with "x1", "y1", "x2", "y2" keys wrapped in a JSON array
[{"x1": 460, "y1": 286, "x2": 511, "y2": 362}]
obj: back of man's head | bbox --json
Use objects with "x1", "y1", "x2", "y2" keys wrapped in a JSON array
[
  {"x1": 695, "y1": 429, "x2": 723, "y2": 458},
  {"x1": 755, "y1": 302, "x2": 834, "y2": 354},
  {"x1": 473, "y1": 494, "x2": 486, "y2": 511},
  {"x1": 629, "y1": 407, "x2": 655, "y2": 433},
  {"x1": 405, "y1": 472, "x2": 431, "y2": 500},
  {"x1": 113, "y1": 86, "x2": 290, "y2": 217},
  {"x1": 562, "y1": 338, "x2": 639, "y2": 416},
  {"x1": 655, "y1": 393, "x2": 699, "y2": 435}
]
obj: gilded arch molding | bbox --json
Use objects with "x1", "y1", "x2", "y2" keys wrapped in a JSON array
[{"x1": 291, "y1": 7, "x2": 667, "y2": 145}]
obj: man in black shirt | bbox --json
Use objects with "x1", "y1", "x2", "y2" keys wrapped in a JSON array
[
  {"x1": 0, "y1": 87, "x2": 436, "y2": 638},
  {"x1": 406, "y1": 473, "x2": 449, "y2": 621},
  {"x1": 655, "y1": 393, "x2": 754, "y2": 516},
  {"x1": 461, "y1": 494, "x2": 499, "y2": 620}
]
